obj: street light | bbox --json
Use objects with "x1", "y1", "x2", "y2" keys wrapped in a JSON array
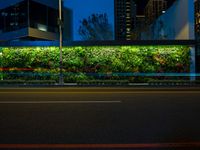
[{"x1": 58, "y1": 0, "x2": 64, "y2": 85}]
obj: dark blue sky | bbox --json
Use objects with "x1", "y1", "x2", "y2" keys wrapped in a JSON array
[
  {"x1": 64, "y1": 0, "x2": 114, "y2": 40},
  {"x1": 64, "y1": 0, "x2": 176, "y2": 40}
]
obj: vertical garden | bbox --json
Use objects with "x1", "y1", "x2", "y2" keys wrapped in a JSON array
[{"x1": 0, "y1": 45, "x2": 190, "y2": 82}]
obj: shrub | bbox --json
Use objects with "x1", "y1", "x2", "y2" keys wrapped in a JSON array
[{"x1": 1, "y1": 46, "x2": 190, "y2": 82}]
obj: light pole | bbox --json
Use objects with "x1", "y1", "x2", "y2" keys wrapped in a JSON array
[{"x1": 59, "y1": 0, "x2": 64, "y2": 85}]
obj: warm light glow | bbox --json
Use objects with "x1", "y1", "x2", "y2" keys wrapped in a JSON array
[{"x1": 37, "y1": 24, "x2": 47, "y2": 32}]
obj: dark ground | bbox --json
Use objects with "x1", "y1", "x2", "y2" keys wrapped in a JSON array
[{"x1": 0, "y1": 87, "x2": 200, "y2": 149}]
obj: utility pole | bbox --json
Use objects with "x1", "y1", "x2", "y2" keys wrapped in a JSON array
[{"x1": 59, "y1": 0, "x2": 64, "y2": 85}]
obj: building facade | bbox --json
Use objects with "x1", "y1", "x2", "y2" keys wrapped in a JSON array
[
  {"x1": 114, "y1": 0, "x2": 136, "y2": 40},
  {"x1": 145, "y1": 0, "x2": 167, "y2": 25},
  {"x1": 142, "y1": 0, "x2": 194, "y2": 40},
  {"x1": 0, "y1": 0, "x2": 60, "y2": 41},
  {"x1": 195, "y1": 0, "x2": 200, "y2": 72},
  {"x1": 195, "y1": 0, "x2": 200, "y2": 41},
  {"x1": 134, "y1": 15, "x2": 146, "y2": 40}
]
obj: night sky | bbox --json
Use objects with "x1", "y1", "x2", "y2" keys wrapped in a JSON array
[
  {"x1": 65, "y1": 0, "x2": 176, "y2": 15},
  {"x1": 65, "y1": 0, "x2": 115, "y2": 40},
  {"x1": 64, "y1": 0, "x2": 177, "y2": 40}
]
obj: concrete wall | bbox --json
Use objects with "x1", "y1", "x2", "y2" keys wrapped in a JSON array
[
  {"x1": 0, "y1": 27, "x2": 58, "y2": 41},
  {"x1": 28, "y1": 28, "x2": 58, "y2": 40},
  {"x1": 0, "y1": 28, "x2": 29, "y2": 41}
]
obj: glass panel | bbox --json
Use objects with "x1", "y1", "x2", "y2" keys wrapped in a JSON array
[
  {"x1": 48, "y1": 7, "x2": 59, "y2": 33},
  {"x1": 64, "y1": 0, "x2": 195, "y2": 41},
  {"x1": 29, "y1": 0, "x2": 58, "y2": 33},
  {"x1": 29, "y1": 0, "x2": 48, "y2": 30},
  {"x1": 0, "y1": 1, "x2": 28, "y2": 33}
]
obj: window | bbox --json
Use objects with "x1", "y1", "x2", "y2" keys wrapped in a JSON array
[
  {"x1": 29, "y1": 0, "x2": 58, "y2": 33},
  {"x1": 0, "y1": 1, "x2": 28, "y2": 32}
]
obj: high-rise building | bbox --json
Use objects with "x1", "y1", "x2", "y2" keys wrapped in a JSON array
[
  {"x1": 195, "y1": 0, "x2": 200, "y2": 40},
  {"x1": 195, "y1": 0, "x2": 200, "y2": 72},
  {"x1": 145, "y1": 0, "x2": 167, "y2": 25},
  {"x1": 0, "y1": 0, "x2": 65, "y2": 41},
  {"x1": 114, "y1": 0, "x2": 136, "y2": 41},
  {"x1": 135, "y1": 15, "x2": 146, "y2": 40}
]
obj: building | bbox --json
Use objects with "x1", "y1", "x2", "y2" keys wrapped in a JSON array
[
  {"x1": 145, "y1": 0, "x2": 167, "y2": 25},
  {"x1": 114, "y1": 0, "x2": 136, "y2": 40},
  {"x1": 195, "y1": 0, "x2": 200, "y2": 72},
  {"x1": 134, "y1": 15, "x2": 146, "y2": 40},
  {"x1": 142, "y1": 0, "x2": 196, "y2": 76},
  {"x1": 0, "y1": 0, "x2": 62, "y2": 41},
  {"x1": 195, "y1": 0, "x2": 200, "y2": 41},
  {"x1": 142, "y1": 0, "x2": 194, "y2": 40}
]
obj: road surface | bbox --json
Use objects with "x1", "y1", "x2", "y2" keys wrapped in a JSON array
[{"x1": 0, "y1": 87, "x2": 200, "y2": 149}]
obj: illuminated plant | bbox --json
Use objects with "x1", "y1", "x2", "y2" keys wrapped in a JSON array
[{"x1": 1, "y1": 46, "x2": 190, "y2": 81}]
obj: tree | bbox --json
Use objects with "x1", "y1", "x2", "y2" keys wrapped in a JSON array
[{"x1": 78, "y1": 13, "x2": 113, "y2": 40}]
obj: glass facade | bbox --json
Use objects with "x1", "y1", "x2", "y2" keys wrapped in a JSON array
[
  {"x1": 195, "y1": 0, "x2": 200, "y2": 72},
  {"x1": 115, "y1": 0, "x2": 136, "y2": 40},
  {"x1": 0, "y1": 0, "x2": 58, "y2": 34},
  {"x1": 0, "y1": 0, "x2": 28, "y2": 33},
  {"x1": 29, "y1": 0, "x2": 58, "y2": 33}
]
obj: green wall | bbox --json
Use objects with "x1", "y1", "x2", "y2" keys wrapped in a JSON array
[{"x1": 0, "y1": 46, "x2": 190, "y2": 81}]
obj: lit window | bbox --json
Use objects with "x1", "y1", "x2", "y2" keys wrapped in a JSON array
[{"x1": 37, "y1": 24, "x2": 47, "y2": 32}]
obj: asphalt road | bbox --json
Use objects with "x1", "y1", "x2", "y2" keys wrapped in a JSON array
[{"x1": 0, "y1": 87, "x2": 200, "y2": 149}]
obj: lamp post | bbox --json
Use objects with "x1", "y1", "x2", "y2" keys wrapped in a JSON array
[{"x1": 59, "y1": 0, "x2": 64, "y2": 85}]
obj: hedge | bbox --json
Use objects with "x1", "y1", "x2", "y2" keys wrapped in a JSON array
[{"x1": 0, "y1": 46, "x2": 190, "y2": 82}]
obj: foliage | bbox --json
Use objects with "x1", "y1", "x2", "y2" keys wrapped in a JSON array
[
  {"x1": 1, "y1": 46, "x2": 190, "y2": 82},
  {"x1": 78, "y1": 13, "x2": 113, "y2": 40},
  {"x1": 0, "y1": 49, "x2": 3, "y2": 80}
]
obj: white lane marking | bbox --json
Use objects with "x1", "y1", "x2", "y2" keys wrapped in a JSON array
[{"x1": 0, "y1": 101, "x2": 121, "y2": 104}]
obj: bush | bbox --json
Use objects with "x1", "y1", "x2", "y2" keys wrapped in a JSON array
[{"x1": 1, "y1": 46, "x2": 190, "y2": 82}]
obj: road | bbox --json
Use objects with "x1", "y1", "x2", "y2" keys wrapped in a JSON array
[{"x1": 0, "y1": 87, "x2": 200, "y2": 149}]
